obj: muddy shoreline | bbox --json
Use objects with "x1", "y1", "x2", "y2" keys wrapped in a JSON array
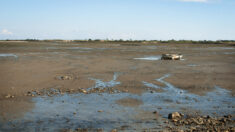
[{"x1": 0, "y1": 41, "x2": 234, "y2": 131}]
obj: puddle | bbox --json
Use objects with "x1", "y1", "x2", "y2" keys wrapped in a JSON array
[
  {"x1": 221, "y1": 47, "x2": 235, "y2": 50},
  {"x1": 44, "y1": 47, "x2": 93, "y2": 50},
  {"x1": 66, "y1": 47, "x2": 111, "y2": 50},
  {"x1": 187, "y1": 64, "x2": 198, "y2": 67},
  {"x1": 142, "y1": 74, "x2": 235, "y2": 115},
  {"x1": 224, "y1": 52, "x2": 235, "y2": 55},
  {"x1": 0, "y1": 54, "x2": 18, "y2": 58},
  {"x1": 24, "y1": 52, "x2": 68, "y2": 55},
  {"x1": 209, "y1": 47, "x2": 235, "y2": 50},
  {"x1": 144, "y1": 46, "x2": 157, "y2": 49},
  {"x1": 116, "y1": 98, "x2": 143, "y2": 107},
  {"x1": 0, "y1": 74, "x2": 234, "y2": 131},
  {"x1": 96, "y1": 48, "x2": 111, "y2": 50},
  {"x1": 88, "y1": 72, "x2": 121, "y2": 91},
  {"x1": 45, "y1": 47, "x2": 59, "y2": 50},
  {"x1": 0, "y1": 93, "x2": 163, "y2": 131},
  {"x1": 134, "y1": 56, "x2": 161, "y2": 61},
  {"x1": 194, "y1": 47, "x2": 235, "y2": 51},
  {"x1": 20, "y1": 52, "x2": 77, "y2": 60},
  {"x1": 66, "y1": 47, "x2": 93, "y2": 50}
]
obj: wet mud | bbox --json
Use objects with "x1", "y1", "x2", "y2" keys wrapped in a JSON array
[{"x1": 0, "y1": 41, "x2": 235, "y2": 131}]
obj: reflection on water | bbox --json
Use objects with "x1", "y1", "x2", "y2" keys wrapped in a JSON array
[
  {"x1": 187, "y1": 64, "x2": 198, "y2": 67},
  {"x1": 222, "y1": 47, "x2": 235, "y2": 50},
  {"x1": 0, "y1": 93, "x2": 161, "y2": 131},
  {"x1": 0, "y1": 53, "x2": 18, "y2": 58},
  {"x1": 66, "y1": 47, "x2": 93, "y2": 50},
  {"x1": 142, "y1": 74, "x2": 235, "y2": 114},
  {"x1": 88, "y1": 72, "x2": 121, "y2": 91},
  {"x1": 193, "y1": 47, "x2": 235, "y2": 50},
  {"x1": 134, "y1": 56, "x2": 161, "y2": 61},
  {"x1": 45, "y1": 47, "x2": 112, "y2": 51},
  {"x1": 224, "y1": 52, "x2": 235, "y2": 55},
  {"x1": 0, "y1": 74, "x2": 234, "y2": 131}
]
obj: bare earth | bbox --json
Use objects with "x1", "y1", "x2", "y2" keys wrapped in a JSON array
[{"x1": 0, "y1": 41, "x2": 234, "y2": 131}]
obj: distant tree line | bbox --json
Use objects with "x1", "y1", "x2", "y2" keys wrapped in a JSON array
[
  {"x1": 2, "y1": 39, "x2": 235, "y2": 44},
  {"x1": 68, "y1": 39, "x2": 235, "y2": 44}
]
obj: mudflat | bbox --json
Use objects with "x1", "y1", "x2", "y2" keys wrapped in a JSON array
[{"x1": 0, "y1": 41, "x2": 234, "y2": 131}]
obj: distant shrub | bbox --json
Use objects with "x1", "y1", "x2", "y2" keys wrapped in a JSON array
[{"x1": 25, "y1": 39, "x2": 39, "y2": 41}]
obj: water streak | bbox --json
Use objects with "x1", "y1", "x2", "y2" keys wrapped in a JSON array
[
  {"x1": 0, "y1": 53, "x2": 18, "y2": 58},
  {"x1": 134, "y1": 56, "x2": 161, "y2": 61},
  {"x1": 88, "y1": 72, "x2": 121, "y2": 90}
]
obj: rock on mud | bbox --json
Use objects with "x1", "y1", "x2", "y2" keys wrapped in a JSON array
[
  {"x1": 111, "y1": 129, "x2": 117, "y2": 132},
  {"x1": 168, "y1": 112, "x2": 183, "y2": 119},
  {"x1": 55, "y1": 75, "x2": 73, "y2": 80},
  {"x1": 167, "y1": 113, "x2": 235, "y2": 132},
  {"x1": 5, "y1": 94, "x2": 14, "y2": 98},
  {"x1": 78, "y1": 88, "x2": 87, "y2": 94},
  {"x1": 161, "y1": 54, "x2": 183, "y2": 60}
]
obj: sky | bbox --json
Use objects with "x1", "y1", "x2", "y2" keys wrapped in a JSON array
[{"x1": 0, "y1": 0, "x2": 235, "y2": 40}]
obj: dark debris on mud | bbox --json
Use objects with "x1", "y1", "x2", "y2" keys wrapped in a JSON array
[
  {"x1": 60, "y1": 128, "x2": 119, "y2": 132},
  {"x1": 164, "y1": 112, "x2": 235, "y2": 132},
  {"x1": 25, "y1": 87, "x2": 124, "y2": 97}
]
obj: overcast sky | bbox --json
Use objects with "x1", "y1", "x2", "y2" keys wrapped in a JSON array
[{"x1": 0, "y1": 0, "x2": 235, "y2": 40}]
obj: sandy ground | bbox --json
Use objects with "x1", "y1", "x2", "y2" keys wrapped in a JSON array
[{"x1": 0, "y1": 41, "x2": 234, "y2": 131}]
